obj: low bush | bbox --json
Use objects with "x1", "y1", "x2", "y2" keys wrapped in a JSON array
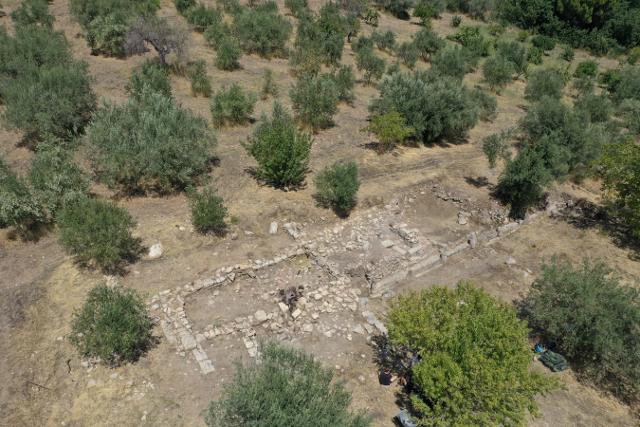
[
  {"x1": 86, "y1": 13, "x2": 128, "y2": 57},
  {"x1": 374, "y1": 0, "x2": 412, "y2": 19},
  {"x1": 413, "y1": 2, "x2": 438, "y2": 26},
  {"x1": 386, "y1": 283, "x2": 553, "y2": 426},
  {"x1": 397, "y1": 41, "x2": 419, "y2": 69},
  {"x1": 291, "y1": 7, "x2": 346, "y2": 69},
  {"x1": 450, "y1": 26, "x2": 490, "y2": 58},
  {"x1": 70, "y1": 284, "x2": 153, "y2": 366},
  {"x1": 126, "y1": 60, "x2": 172, "y2": 99},
  {"x1": 331, "y1": 65, "x2": 356, "y2": 104},
  {"x1": 573, "y1": 60, "x2": 598, "y2": 79},
  {"x1": 215, "y1": 36, "x2": 242, "y2": 71},
  {"x1": 315, "y1": 161, "x2": 360, "y2": 217},
  {"x1": 412, "y1": 28, "x2": 444, "y2": 61},
  {"x1": 495, "y1": 145, "x2": 553, "y2": 218},
  {"x1": 619, "y1": 99, "x2": 640, "y2": 134},
  {"x1": 58, "y1": 197, "x2": 141, "y2": 272},
  {"x1": 371, "y1": 30, "x2": 396, "y2": 52},
  {"x1": 483, "y1": 55, "x2": 514, "y2": 91},
  {"x1": 521, "y1": 258, "x2": 640, "y2": 403},
  {"x1": 70, "y1": 0, "x2": 159, "y2": 28},
  {"x1": 0, "y1": 157, "x2": 45, "y2": 236},
  {"x1": 482, "y1": 132, "x2": 510, "y2": 169},
  {"x1": 573, "y1": 76, "x2": 595, "y2": 95},
  {"x1": 470, "y1": 88, "x2": 498, "y2": 121},
  {"x1": 261, "y1": 69, "x2": 278, "y2": 99},
  {"x1": 561, "y1": 45, "x2": 574, "y2": 61},
  {"x1": 525, "y1": 68, "x2": 566, "y2": 101},
  {"x1": 370, "y1": 71, "x2": 479, "y2": 143},
  {"x1": 88, "y1": 90, "x2": 214, "y2": 195},
  {"x1": 355, "y1": 48, "x2": 386, "y2": 84},
  {"x1": 11, "y1": 0, "x2": 54, "y2": 28},
  {"x1": 203, "y1": 19, "x2": 230, "y2": 48},
  {"x1": 285, "y1": 0, "x2": 308, "y2": 16},
  {"x1": 430, "y1": 45, "x2": 472, "y2": 80},
  {"x1": 527, "y1": 46, "x2": 543, "y2": 64},
  {"x1": 185, "y1": 4, "x2": 221, "y2": 32},
  {"x1": 210, "y1": 84, "x2": 256, "y2": 127},
  {"x1": 496, "y1": 40, "x2": 528, "y2": 76},
  {"x1": 531, "y1": 34, "x2": 556, "y2": 52},
  {"x1": 244, "y1": 102, "x2": 312, "y2": 188},
  {"x1": 575, "y1": 93, "x2": 613, "y2": 123},
  {"x1": 364, "y1": 111, "x2": 415, "y2": 152},
  {"x1": 189, "y1": 187, "x2": 227, "y2": 235},
  {"x1": 188, "y1": 60, "x2": 211, "y2": 97},
  {"x1": 175, "y1": 0, "x2": 196, "y2": 14},
  {"x1": 29, "y1": 142, "x2": 90, "y2": 218},
  {"x1": 290, "y1": 73, "x2": 339, "y2": 130},
  {"x1": 204, "y1": 341, "x2": 369, "y2": 426},
  {"x1": 233, "y1": 2, "x2": 292, "y2": 58},
  {"x1": 611, "y1": 66, "x2": 640, "y2": 104}
]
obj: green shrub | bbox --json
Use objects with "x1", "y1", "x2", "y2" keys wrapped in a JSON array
[
  {"x1": 370, "y1": 71, "x2": 479, "y2": 143},
  {"x1": 450, "y1": 26, "x2": 490, "y2": 58},
  {"x1": 352, "y1": 36, "x2": 374, "y2": 54},
  {"x1": 204, "y1": 341, "x2": 369, "y2": 427},
  {"x1": 525, "y1": 68, "x2": 566, "y2": 101},
  {"x1": 292, "y1": 7, "x2": 346, "y2": 68},
  {"x1": 573, "y1": 60, "x2": 598, "y2": 79},
  {"x1": 210, "y1": 84, "x2": 256, "y2": 127},
  {"x1": 0, "y1": 157, "x2": 45, "y2": 236},
  {"x1": 573, "y1": 76, "x2": 595, "y2": 95},
  {"x1": 495, "y1": 145, "x2": 553, "y2": 217},
  {"x1": 315, "y1": 161, "x2": 360, "y2": 217},
  {"x1": 175, "y1": 0, "x2": 196, "y2": 14},
  {"x1": 58, "y1": 197, "x2": 141, "y2": 272},
  {"x1": 364, "y1": 111, "x2": 415, "y2": 152},
  {"x1": 86, "y1": 13, "x2": 128, "y2": 57},
  {"x1": 11, "y1": 0, "x2": 54, "y2": 28},
  {"x1": 185, "y1": 4, "x2": 222, "y2": 32},
  {"x1": 531, "y1": 34, "x2": 556, "y2": 51},
  {"x1": 397, "y1": 41, "x2": 419, "y2": 69},
  {"x1": 527, "y1": 46, "x2": 543, "y2": 64},
  {"x1": 451, "y1": 14, "x2": 462, "y2": 27},
  {"x1": 244, "y1": 102, "x2": 312, "y2": 188},
  {"x1": 601, "y1": 138, "x2": 640, "y2": 238},
  {"x1": 214, "y1": 36, "x2": 242, "y2": 71},
  {"x1": 188, "y1": 60, "x2": 211, "y2": 97},
  {"x1": 88, "y1": 90, "x2": 214, "y2": 194},
  {"x1": 3, "y1": 61, "x2": 96, "y2": 143},
  {"x1": 284, "y1": 0, "x2": 308, "y2": 16},
  {"x1": 331, "y1": 65, "x2": 356, "y2": 104},
  {"x1": 371, "y1": 30, "x2": 396, "y2": 52},
  {"x1": 233, "y1": 2, "x2": 292, "y2": 58},
  {"x1": 470, "y1": 87, "x2": 498, "y2": 121},
  {"x1": 619, "y1": 99, "x2": 640, "y2": 134},
  {"x1": 488, "y1": 22, "x2": 506, "y2": 36},
  {"x1": 430, "y1": 45, "x2": 472, "y2": 80},
  {"x1": 482, "y1": 132, "x2": 510, "y2": 168},
  {"x1": 412, "y1": 28, "x2": 444, "y2": 61},
  {"x1": 217, "y1": 0, "x2": 241, "y2": 14},
  {"x1": 522, "y1": 258, "x2": 640, "y2": 403},
  {"x1": 482, "y1": 55, "x2": 514, "y2": 91},
  {"x1": 29, "y1": 142, "x2": 90, "y2": 218},
  {"x1": 126, "y1": 59, "x2": 172, "y2": 99},
  {"x1": 611, "y1": 66, "x2": 640, "y2": 104},
  {"x1": 561, "y1": 45, "x2": 574, "y2": 61},
  {"x1": 261, "y1": 69, "x2": 278, "y2": 99},
  {"x1": 628, "y1": 47, "x2": 640, "y2": 65},
  {"x1": 70, "y1": 284, "x2": 153, "y2": 366},
  {"x1": 0, "y1": 25, "x2": 71, "y2": 78},
  {"x1": 386, "y1": 283, "x2": 553, "y2": 426},
  {"x1": 362, "y1": 8, "x2": 379, "y2": 26},
  {"x1": 374, "y1": 0, "x2": 413, "y2": 19},
  {"x1": 70, "y1": 0, "x2": 159, "y2": 28},
  {"x1": 290, "y1": 73, "x2": 339, "y2": 130},
  {"x1": 575, "y1": 93, "x2": 612, "y2": 123},
  {"x1": 496, "y1": 40, "x2": 528, "y2": 76},
  {"x1": 413, "y1": 2, "x2": 438, "y2": 26},
  {"x1": 203, "y1": 19, "x2": 230, "y2": 48},
  {"x1": 355, "y1": 48, "x2": 386, "y2": 84},
  {"x1": 189, "y1": 187, "x2": 227, "y2": 235}
]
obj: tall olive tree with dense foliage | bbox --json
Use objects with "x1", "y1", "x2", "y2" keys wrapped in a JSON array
[
  {"x1": 386, "y1": 283, "x2": 554, "y2": 426},
  {"x1": 87, "y1": 90, "x2": 215, "y2": 195}
]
